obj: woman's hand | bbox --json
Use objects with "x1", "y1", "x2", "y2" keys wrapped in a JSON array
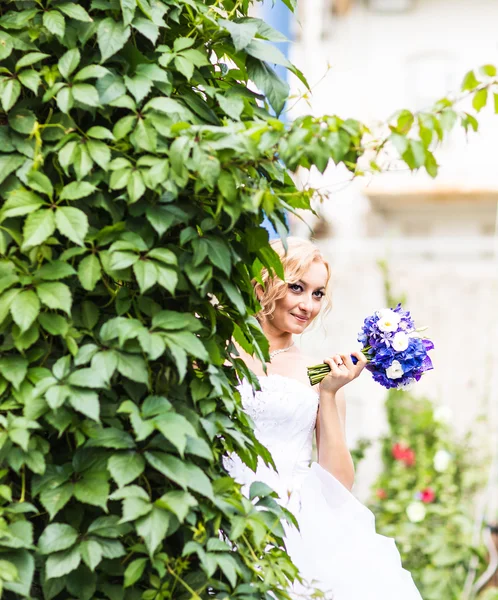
[{"x1": 319, "y1": 351, "x2": 367, "y2": 394}]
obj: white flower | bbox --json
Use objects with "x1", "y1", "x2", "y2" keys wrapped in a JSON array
[
  {"x1": 406, "y1": 502, "x2": 426, "y2": 523},
  {"x1": 386, "y1": 360, "x2": 404, "y2": 380},
  {"x1": 433, "y1": 450, "x2": 452, "y2": 472},
  {"x1": 397, "y1": 378, "x2": 415, "y2": 391},
  {"x1": 377, "y1": 309, "x2": 401, "y2": 333},
  {"x1": 392, "y1": 331, "x2": 409, "y2": 352},
  {"x1": 434, "y1": 406, "x2": 453, "y2": 424}
]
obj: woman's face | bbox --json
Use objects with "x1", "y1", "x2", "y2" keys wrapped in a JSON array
[{"x1": 270, "y1": 260, "x2": 329, "y2": 334}]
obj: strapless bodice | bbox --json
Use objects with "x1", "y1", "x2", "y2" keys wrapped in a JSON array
[{"x1": 225, "y1": 374, "x2": 319, "y2": 495}]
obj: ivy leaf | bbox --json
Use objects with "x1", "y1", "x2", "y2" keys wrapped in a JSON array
[
  {"x1": 124, "y1": 74, "x2": 153, "y2": 103},
  {"x1": 133, "y1": 260, "x2": 157, "y2": 293},
  {"x1": 216, "y1": 554, "x2": 238, "y2": 588},
  {"x1": 461, "y1": 70, "x2": 480, "y2": 91},
  {"x1": 75, "y1": 65, "x2": 110, "y2": 82},
  {"x1": 1, "y1": 189, "x2": 45, "y2": 220},
  {"x1": 154, "y1": 412, "x2": 197, "y2": 457},
  {"x1": 45, "y1": 385, "x2": 70, "y2": 410},
  {"x1": 174, "y1": 55, "x2": 194, "y2": 81},
  {"x1": 73, "y1": 471, "x2": 109, "y2": 509},
  {"x1": 0, "y1": 31, "x2": 14, "y2": 61},
  {"x1": 3, "y1": 550, "x2": 34, "y2": 597},
  {"x1": 216, "y1": 94, "x2": 244, "y2": 120},
  {"x1": 116, "y1": 352, "x2": 149, "y2": 386},
  {"x1": 72, "y1": 84, "x2": 100, "y2": 107},
  {"x1": 472, "y1": 88, "x2": 488, "y2": 112},
  {"x1": 162, "y1": 331, "x2": 208, "y2": 360},
  {"x1": 38, "y1": 523, "x2": 78, "y2": 554},
  {"x1": 1, "y1": 79, "x2": 22, "y2": 112},
  {"x1": 60, "y1": 181, "x2": 97, "y2": 201},
  {"x1": 124, "y1": 557, "x2": 147, "y2": 588},
  {"x1": 16, "y1": 52, "x2": 50, "y2": 71},
  {"x1": 155, "y1": 490, "x2": 197, "y2": 523},
  {"x1": 66, "y1": 565, "x2": 97, "y2": 600},
  {"x1": 245, "y1": 39, "x2": 292, "y2": 68},
  {"x1": 40, "y1": 483, "x2": 73, "y2": 520},
  {"x1": 26, "y1": 171, "x2": 53, "y2": 197},
  {"x1": 45, "y1": 546, "x2": 81, "y2": 580},
  {"x1": 135, "y1": 507, "x2": 170, "y2": 556},
  {"x1": 11, "y1": 289, "x2": 40, "y2": 332},
  {"x1": 58, "y1": 48, "x2": 81, "y2": 79},
  {"x1": 0, "y1": 154, "x2": 25, "y2": 186},
  {"x1": 80, "y1": 540, "x2": 103, "y2": 572},
  {"x1": 120, "y1": 0, "x2": 137, "y2": 27},
  {"x1": 43, "y1": 10, "x2": 65, "y2": 37},
  {"x1": 108, "y1": 453, "x2": 145, "y2": 487},
  {"x1": 56, "y1": 87, "x2": 74, "y2": 114},
  {"x1": 78, "y1": 254, "x2": 101, "y2": 291},
  {"x1": 127, "y1": 170, "x2": 146, "y2": 202},
  {"x1": 219, "y1": 19, "x2": 258, "y2": 52},
  {"x1": 37, "y1": 260, "x2": 76, "y2": 281},
  {"x1": 132, "y1": 18, "x2": 159, "y2": 45},
  {"x1": 97, "y1": 18, "x2": 131, "y2": 63},
  {"x1": 22, "y1": 209, "x2": 56, "y2": 249},
  {"x1": 57, "y1": 3, "x2": 93, "y2": 22},
  {"x1": 183, "y1": 462, "x2": 214, "y2": 499},
  {"x1": 145, "y1": 451, "x2": 187, "y2": 489},
  {"x1": 36, "y1": 282, "x2": 72, "y2": 314},
  {"x1": 18, "y1": 69, "x2": 40, "y2": 94},
  {"x1": 155, "y1": 265, "x2": 178, "y2": 294},
  {"x1": 87, "y1": 140, "x2": 110, "y2": 170},
  {"x1": 247, "y1": 58, "x2": 289, "y2": 116},
  {"x1": 9, "y1": 107, "x2": 36, "y2": 135},
  {"x1": 67, "y1": 368, "x2": 107, "y2": 389},
  {"x1": 39, "y1": 313, "x2": 69, "y2": 336},
  {"x1": 0, "y1": 356, "x2": 28, "y2": 391},
  {"x1": 55, "y1": 207, "x2": 89, "y2": 246}
]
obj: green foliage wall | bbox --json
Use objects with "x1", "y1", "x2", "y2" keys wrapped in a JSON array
[
  {"x1": 0, "y1": 0, "x2": 374, "y2": 597},
  {"x1": 1, "y1": 0, "x2": 495, "y2": 598}
]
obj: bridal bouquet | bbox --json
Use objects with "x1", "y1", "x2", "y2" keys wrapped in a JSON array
[{"x1": 308, "y1": 304, "x2": 434, "y2": 389}]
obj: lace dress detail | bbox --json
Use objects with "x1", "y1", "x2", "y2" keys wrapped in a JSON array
[{"x1": 225, "y1": 374, "x2": 424, "y2": 600}]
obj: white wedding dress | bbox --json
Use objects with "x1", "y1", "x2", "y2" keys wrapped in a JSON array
[{"x1": 225, "y1": 374, "x2": 423, "y2": 600}]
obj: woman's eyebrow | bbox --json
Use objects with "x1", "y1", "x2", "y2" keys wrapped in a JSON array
[{"x1": 298, "y1": 279, "x2": 325, "y2": 291}]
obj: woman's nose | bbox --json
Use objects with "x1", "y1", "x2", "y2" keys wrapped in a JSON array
[{"x1": 299, "y1": 296, "x2": 313, "y2": 312}]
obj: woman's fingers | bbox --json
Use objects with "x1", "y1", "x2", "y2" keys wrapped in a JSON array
[
  {"x1": 350, "y1": 350, "x2": 367, "y2": 376},
  {"x1": 324, "y1": 357, "x2": 340, "y2": 374},
  {"x1": 340, "y1": 353, "x2": 354, "y2": 370}
]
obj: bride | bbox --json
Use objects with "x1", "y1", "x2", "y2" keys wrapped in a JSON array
[{"x1": 226, "y1": 237, "x2": 423, "y2": 600}]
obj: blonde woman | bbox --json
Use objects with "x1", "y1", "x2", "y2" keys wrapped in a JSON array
[{"x1": 227, "y1": 237, "x2": 423, "y2": 600}]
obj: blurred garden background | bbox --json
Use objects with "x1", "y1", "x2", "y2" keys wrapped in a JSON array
[{"x1": 255, "y1": 0, "x2": 498, "y2": 598}]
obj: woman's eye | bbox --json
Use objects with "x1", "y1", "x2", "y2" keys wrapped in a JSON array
[
  {"x1": 289, "y1": 284, "x2": 302, "y2": 292},
  {"x1": 313, "y1": 291, "x2": 325, "y2": 299}
]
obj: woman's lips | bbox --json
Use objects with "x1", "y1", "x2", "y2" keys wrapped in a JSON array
[{"x1": 292, "y1": 314, "x2": 309, "y2": 323}]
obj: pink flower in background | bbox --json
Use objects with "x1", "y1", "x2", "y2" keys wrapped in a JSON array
[
  {"x1": 420, "y1": 488, "x2": 436, "y2": 504},
  {"x1": 376, "y1": 489, "x2": 387, "y2": 500},
  {"x1": 392, "y1": 442, "x2": 416, "y2": 466}
]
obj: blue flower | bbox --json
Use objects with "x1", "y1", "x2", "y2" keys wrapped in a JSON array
[{"x1": 358, "y1": 305, "x2": 434, "y2": 390}]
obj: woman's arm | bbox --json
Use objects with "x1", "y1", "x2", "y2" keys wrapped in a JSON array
[
  {"x1": 315, "y1": 388, "x2": 355, "y2": 490},
  {"x1": 314, "y1": 350, "x2": 367, "y2": 490}
]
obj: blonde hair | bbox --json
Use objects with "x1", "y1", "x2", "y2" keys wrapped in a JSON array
[{"x1": 254, "y1": 237, "x2": 332, "y2": 321}]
